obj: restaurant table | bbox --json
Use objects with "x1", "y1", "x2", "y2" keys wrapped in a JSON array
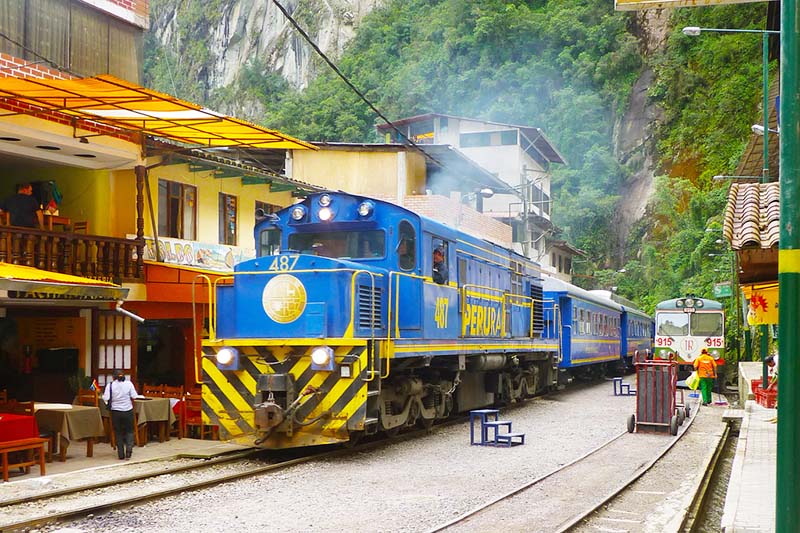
[
  {"x1": 0, "y1": 413, "x2": 39, "y2": 442},
  {"x1": 43, "y1": 214, "x2": 71, "y2": 230},
  {"x1": 134, "y1": 397, "x2": 176, "y2": 445},
  {"x1": 34, "y1": 403, "x2": 104, "y2": 461}
]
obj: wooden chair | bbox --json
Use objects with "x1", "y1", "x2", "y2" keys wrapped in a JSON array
[
  {"x1": 8, "y1": 401, "x2": 56, "y2": 461},
  {"x1": 74, "y1": 387, "x2": 99, "y2": 407},
  {"x1": 12, "y1": 401, "x2": 34, "y2": 415},
  {"x1": 163, "y1": 385, "x2": 185, "y2": 439},
  {"x1": 184, "y1": 394, "x2": 217, "y2": 440},
  {"x1": 141, "y1": 383, "x2": 164, "y2": 397},
  {"x1": 72, "y1": 220, "x2": 89, "y2": 234},
  {"x1": 0, "y1": 212, "x2": 9, "y2": 225},
  {"x1": 0, "y1": 389, "x2": 7, "y2": 402}
]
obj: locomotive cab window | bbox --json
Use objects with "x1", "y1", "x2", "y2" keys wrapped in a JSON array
[
  {"x1": 259, "y1": 228, "x2": 281, "y2": 256},
  {"x1": 431, "y1": 238, "x2": 449, "y2": 284},
  {"x1": 691, "y1": 313, "x2": 724, "y2": 336},
  {"x1": 397, "y1": 221, "x2": 416, "y2": 271},
  {"x1": 288, "y1": 230, "x2": 385, "y2": 259},
  {"x1": 657, "y1": 313, "x2": 689, "y2": 336}
]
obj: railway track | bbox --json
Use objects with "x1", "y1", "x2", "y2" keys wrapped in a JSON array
[
  {"x1": 0, "y1": 422, "x2": 450, "y2": 532},
  {"x1": 429, "y1": 406, "x2": 698, "y2": 533}
]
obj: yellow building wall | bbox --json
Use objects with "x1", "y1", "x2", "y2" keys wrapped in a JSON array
[
  {"x1": 292, "y1": 149, "x2": 427, "y2": 196},
  {"x1": 0, "y1": 165, "x2": 119, "y2": 236},
  {"x1": 145, "y1": 162, "x2": 295, "y2": 248}
]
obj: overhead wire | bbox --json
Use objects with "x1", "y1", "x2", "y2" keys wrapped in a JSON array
[{"x1": 271, "y1": 0, "x2": 442, "y2": 167}]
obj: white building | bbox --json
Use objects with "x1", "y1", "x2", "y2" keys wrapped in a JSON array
[{"x1": 377, "y1": 113, "x2": 575, "y2": 276}]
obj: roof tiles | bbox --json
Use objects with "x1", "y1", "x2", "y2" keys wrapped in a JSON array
[{"x1": 723, "y1": 182, "x2": 780, "y2": 250}]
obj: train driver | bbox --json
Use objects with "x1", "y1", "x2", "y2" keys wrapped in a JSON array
[{"x1": 432, "y1": 247, "x2": 448, "y2": 284}]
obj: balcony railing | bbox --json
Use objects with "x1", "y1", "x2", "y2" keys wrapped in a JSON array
[{"x1": 0, "y1": 227, "x2": 144, "y2": 282}]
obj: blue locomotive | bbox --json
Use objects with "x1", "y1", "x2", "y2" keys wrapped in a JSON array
[{"x1": 201, "y1": 192, "x2": 652, "y2": 448}]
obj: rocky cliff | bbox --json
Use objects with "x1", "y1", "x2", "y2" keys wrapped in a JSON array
[
  {"x1": 151, "y1": 0, "x2": 382, "y2": 92},
  {"x1": 612, "y1": 8, "x2": 670, "y2": 263}
]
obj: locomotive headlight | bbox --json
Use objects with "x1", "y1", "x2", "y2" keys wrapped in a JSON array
[
  {"x1": 291, "y1": 206, "x2": 306, "y2": 221},
  {"x1": 215, "y1": 347, "x2": 240, "y2": 371},
  {"x1": 695, "y1": 300, "x2": 704, "y2": 308},
  {"x1": 318, "y1": 207, "x2": 334, "y2": 222},
  {"x1": 318, "y1": 194, "x2": 332, "y2": 207},
  {"x1": 357, "y1": 201, "x2": 374, "y2": 217},
  {"x1": 684, "y1": 298, "x2": 694, "y2": 307},
  {"x1": 310, "y1": 346, "x2": 336, "y2": 371}
]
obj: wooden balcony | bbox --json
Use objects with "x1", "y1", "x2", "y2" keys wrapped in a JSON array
[{"x1": 0, "y1": 226, "x2": 144, "y2": 282}]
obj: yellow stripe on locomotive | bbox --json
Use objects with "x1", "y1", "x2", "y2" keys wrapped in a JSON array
[{"x1": 201, "y1": 341, "x2": 371, "y2": 448}]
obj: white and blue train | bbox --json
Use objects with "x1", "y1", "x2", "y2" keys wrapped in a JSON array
[{"x1": 200, "y1": 191, "x2": 653, "y2": 449}]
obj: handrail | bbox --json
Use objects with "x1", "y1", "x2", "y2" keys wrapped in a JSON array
[{"x1": 191, "y1": 274, "x2": 214, "y2": 386}]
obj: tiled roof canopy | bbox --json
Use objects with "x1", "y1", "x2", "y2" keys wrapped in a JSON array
[
  {"x1": 723, "y1": 181, "x2": 779, "y2": 284},
  {"x1": 723, "y1": 182, "x2": 780, "y2": 250}
]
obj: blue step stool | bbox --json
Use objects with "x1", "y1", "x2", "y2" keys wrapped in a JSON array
[
  {"x1": 469, "y1": 409, "x2": 525, "y2": 447},
  {"x1": 469, "y1": 409, "x2": 499, "y2": 445},
  {"x1": 613, "y1": 377, "x2": 637, "y2": 396},
  {"x1": 494, "y1": 432, "x2": 525, "y2": 447},
  {"x1": 483, "y1": 420, "x2": 513, "y2": 444}
]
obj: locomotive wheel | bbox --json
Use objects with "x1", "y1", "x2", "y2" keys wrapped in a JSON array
[
  {"x1": 627, "y1": 414, "x2": 636, "y2": 433},
  {"x1": 418, "y1": 416, "x2": 435, "y2": 431},
  {"x1": 343, "y1": 431, "x2": 363, "y2": 449},
  {"x1": 678, "y1": 408, "x2": 686, "y2": 426},
  {"x1": 685, "y1": 406, "x2": 691, "y2": 418},
  {"x1": 384, "y1": 426, "x2": 401, "y2": 438},
  {"x1": 670, "y1": 415, "x2": 679, "y2": 436}
]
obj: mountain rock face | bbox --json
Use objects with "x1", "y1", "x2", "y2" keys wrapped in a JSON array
[
  {"x1": 612, "y1": 8, "x2": 670, "y2": 263},
  {"x1": 152, "y1": 0, "x2": 383, "y2": 91}
]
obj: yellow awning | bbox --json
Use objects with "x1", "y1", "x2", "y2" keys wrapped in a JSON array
[
  {"x1": 0, "y1": 262, "x2": 128, "y2": 300},
  {"x1": 0, "y1": 75, "x2": 316, "y2": 150}
]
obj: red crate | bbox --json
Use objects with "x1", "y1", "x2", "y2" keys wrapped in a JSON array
[
  {"x1": 751, "y1": 378, "x2": 763, "y2": 394},
  {"x1": 756, "y1": 388, "x2": 777, "y2": 408}
]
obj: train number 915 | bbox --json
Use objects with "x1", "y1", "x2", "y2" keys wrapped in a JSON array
[{"x1": 655, "y1": 336, "x2": 673, "y2": 347}]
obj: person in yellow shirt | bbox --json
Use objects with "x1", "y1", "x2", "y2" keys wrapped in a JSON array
[{"x1": 693, "y1": 348, "x2": 718, "y2": 405}]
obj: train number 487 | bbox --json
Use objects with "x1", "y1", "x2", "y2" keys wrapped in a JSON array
[{"x1": 434, "y1": 297, "x2": 449, "y2": 328}]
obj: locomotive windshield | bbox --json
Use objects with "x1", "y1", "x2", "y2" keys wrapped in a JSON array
[
  {"x1": 656, "y1": 313, "x2": 688, "y2": 336},
  {"x1": 690, "y1": 312, "x2": 724, "y2": 336},
  {"x1": 288, "y1": 230, "x2": 385, "y2": 259},
  {"x1": 656, "y1": 312, "x2": 723, "y2": 336}
]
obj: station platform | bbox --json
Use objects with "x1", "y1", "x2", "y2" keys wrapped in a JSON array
[
  {"x1": 0, "y1": 435, "x2": 252, "y2": 496},
  {"x1": 721, "y1": 394, "x2": 777, "y2": 530}
]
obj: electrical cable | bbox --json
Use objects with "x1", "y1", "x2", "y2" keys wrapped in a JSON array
[{"x1": 271, "y1": 0, "x2": 442, "y2": 167}]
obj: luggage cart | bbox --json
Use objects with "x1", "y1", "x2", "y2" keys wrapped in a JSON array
[{"x1": 627, "y1": 356, "x2": 685, "y2": 435}]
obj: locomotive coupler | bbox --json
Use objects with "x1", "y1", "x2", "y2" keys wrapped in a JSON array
[{"x1": 254, "y1": 385, "x2": 320, "y2": 441}]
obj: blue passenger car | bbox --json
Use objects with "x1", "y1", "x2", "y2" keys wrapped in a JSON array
[{"x1": 542, "y1": 278, "x2": 654, "y2": 376}]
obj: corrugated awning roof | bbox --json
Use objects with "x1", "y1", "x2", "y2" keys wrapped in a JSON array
[
  {"x1": 0, "y1": 75, "x2": 316, "y2": 150},
  {"x1": 0, "y1": 262, "x2": 128, "y2": 300},
  {"x1": 723, "y1": 181, "x2": 780, "y2": 250}
]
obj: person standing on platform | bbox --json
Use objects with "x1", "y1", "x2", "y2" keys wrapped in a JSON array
[
  {"x1": 103, "y1": 369, "x2": 138, "y2": 460},
  {"x1": 0, "y1": 183, "x2": 43, "y2": 228},
  {"x1": 693, "y1": 348, "x2": 717, "y2": 406}
]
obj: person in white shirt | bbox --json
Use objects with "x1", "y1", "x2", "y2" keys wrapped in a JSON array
[{"x1": 103, "y1": 369, "x2": 138, "y2": 460}]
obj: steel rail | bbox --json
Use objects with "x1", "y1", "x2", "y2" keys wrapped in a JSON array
[
  {"x1": 1, "y1": 420, "x2": 455, "y2": 532},
  {"x1": 428, "y1": 406, "x2": 699, "y2": 533}
]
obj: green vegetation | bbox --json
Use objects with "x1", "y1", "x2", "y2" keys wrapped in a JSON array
[{"x1": 145, "y1": 1, "x2": 770, "y2": 360}]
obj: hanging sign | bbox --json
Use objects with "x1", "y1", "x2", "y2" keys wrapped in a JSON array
[{"x1": 742, "y1": 282, "x2": 779, "y2": 325}]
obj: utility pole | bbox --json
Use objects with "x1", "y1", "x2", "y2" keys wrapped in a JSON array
[{"x1": 777, "y1": 0, "x2": 800, "y2": 529}]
